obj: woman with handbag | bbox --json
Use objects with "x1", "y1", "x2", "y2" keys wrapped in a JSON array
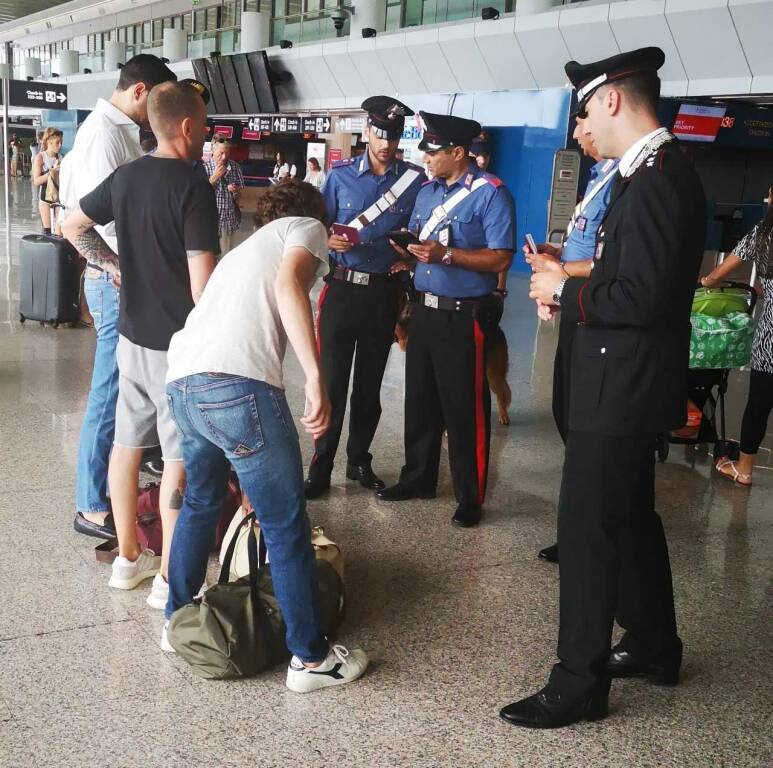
[
  {"x1": 701, "y1": 188, "x2": 773, "y2": 487},
  {"x1": 164, "y1": 179, "x2": 368, "y2": 691},
  {"x1": 32, "y1": 127, "x2": 64, "y2": 235}
]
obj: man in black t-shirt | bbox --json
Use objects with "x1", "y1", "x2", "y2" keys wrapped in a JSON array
[{"x1": 62, "y1": 81, "x2": 219, "y2": 600}]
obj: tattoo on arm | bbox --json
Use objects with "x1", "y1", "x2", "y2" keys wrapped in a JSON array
[
  {"x1": 169, "y1": 489, "x2": 184, "y2": 510},
  {"x1": 74, "y1": 228, "x2": 120, "y2": 273}
]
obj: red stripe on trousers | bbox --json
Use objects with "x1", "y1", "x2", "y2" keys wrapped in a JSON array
[
  {"x1": 315, "y1": 282, "x2": 330, "y2": 357},
  {"x1": 473, "y1": 319, "x2": 487, "y2": 505}
]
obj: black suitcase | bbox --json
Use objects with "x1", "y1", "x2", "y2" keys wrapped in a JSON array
[{"x1": 19, "y1": 234, "x2": 81, "y2": 327}]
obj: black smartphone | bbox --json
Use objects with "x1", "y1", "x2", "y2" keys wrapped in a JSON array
[{"x1": 387, "y1": 230, "x2": 422, "y2": 249}]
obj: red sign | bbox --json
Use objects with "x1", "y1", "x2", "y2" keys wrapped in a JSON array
[
  {"x1": 213, "y1": 125, "x2": 233, "y2": 139},
  {"x1": 242, "y1": 129, "x2": 260, "y2": 141},
  {"x1": 672, "y1": 104, "x2": 726, "y2": 143},
  {"x1": 328, "y1": 149, "x2": 342, "y2": 169}
]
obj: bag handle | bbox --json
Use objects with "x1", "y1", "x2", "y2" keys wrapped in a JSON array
[{"x1": 219, "y1": 511, "x2": 255, "y2": 584}]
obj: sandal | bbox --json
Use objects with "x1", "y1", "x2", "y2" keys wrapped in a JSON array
[{"x1": 715, "y1": 458, "x2": 752, "y2": 487}]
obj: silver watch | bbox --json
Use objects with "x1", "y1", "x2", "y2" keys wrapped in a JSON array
[{"x1": 552, "y1": 277, "x2": 568, "y2": 306}]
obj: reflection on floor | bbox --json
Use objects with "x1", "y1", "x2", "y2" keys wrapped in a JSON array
[{"x1": 0, "y1": 179, "x2": 770, "y2": 767}]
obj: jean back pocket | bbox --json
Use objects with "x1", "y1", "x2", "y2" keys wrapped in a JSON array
[{"x1": 198, "y1": 394, "x2": 264, "y2": 458}]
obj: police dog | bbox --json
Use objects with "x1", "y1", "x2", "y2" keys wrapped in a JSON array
[{"x1": 394, "y1": 298, "x2": 512, "y2": 425}]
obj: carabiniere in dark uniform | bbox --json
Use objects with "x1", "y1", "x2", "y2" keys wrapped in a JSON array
[
  {"x1": 305, "y1": 96, "x2": 425, "y2": 500},
  {"x1": 501, "y1": 47, "x2": 706, "y2": 729},
  {"x1": 377, "y1": 112, "x2": 516, "y2": 528}
]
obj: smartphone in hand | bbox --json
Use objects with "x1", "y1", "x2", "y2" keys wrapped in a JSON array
[
  {"x1": 525, "y1": 233, "x2": 538, "y2": 255},
  {"x1": 387, "y1": 230, "x2": 423, "y2": 250}
]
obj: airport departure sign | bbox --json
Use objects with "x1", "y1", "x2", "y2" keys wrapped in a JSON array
[{"x1": 7, "y1": 79, "x2": 68, "y2": 110}]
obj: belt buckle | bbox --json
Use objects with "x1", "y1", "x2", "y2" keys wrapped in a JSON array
[
  {"x1": 353, "y1": 271, "x2": 370, "y2": 286},
  {"x1": 424, "y1": 292, "x2": 439, "y2": 309},
  {"x1": 383, "y1": 190, "x2": 397, "y2": 206}
]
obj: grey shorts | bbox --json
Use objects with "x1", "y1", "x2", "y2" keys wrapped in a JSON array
[{"x1": 115, "y1": 335, "x2": 181, "y2": 461}]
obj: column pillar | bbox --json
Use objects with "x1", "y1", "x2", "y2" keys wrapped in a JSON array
[
  {"x1": 349, "y1": 0, "x2": 387, "y2": 37},
  {"x1": 22, "y1": 57, "x2": 41, "y2": 79},
  {"x1": 54, "y1": 50, "x2": 79, "y2": 76},
  {"x1": 163, "y1": 28, "x2": 188, "y2": 62},
  {"x1": 240, "y1": 10, "x2": 271, "y2": 52},
  {"x1": 104, "y1": 41, "x2": 126, "y2": 71}
]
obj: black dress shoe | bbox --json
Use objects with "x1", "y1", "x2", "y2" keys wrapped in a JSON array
[
  {"x1": 607, "y1": 644, "x2": 681, "y2": 686},
  {"x1": 304, "y1": 474, "x2": 331, "y2": 500},
  {"x1": 345, "y1": 463, "x2": 385, "y2": 490},
  {"x1": 376, "y1": 483, "x2": 436, "y2": 502},
  {"x1": 499, "y1": 684, "x2": 609, "y2": 729},
  {"x1": 451, "y1": 503, "x2": 481, "y2": 528},
  {"x1": 538, "y1": 543, "x2": 559, "y2": 563},
  {"x1": 73, "y1": 512, "x2": 117, "y2": 540}
]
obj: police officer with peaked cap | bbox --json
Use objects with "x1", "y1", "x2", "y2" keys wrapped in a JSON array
[
  {"x1": 500, "y1": 47, "x2": 706, "y2": 728},
  {"x1": 304, "y1": 96, "x2": 426, "y2": 500},
  {"x1": 377, "y1": 112, "x2": 516, "y2": 528}
]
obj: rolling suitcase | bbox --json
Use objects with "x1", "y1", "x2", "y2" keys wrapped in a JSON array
[{"x1": 19, "y1": 234, "x2": 81, "y2": 327}]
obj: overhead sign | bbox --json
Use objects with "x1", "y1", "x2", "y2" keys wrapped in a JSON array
[
  {"x1": 7, "y1": 79, "x2": 68, "y2": 110},
  {"x1": 673, "y1": 104, "x2": 726, "y2": 143},
  {"x1": 212, "y1": 124, "x2": 233, "y2": 139},
  {"x1": 546, "y1": 149, "x2": 581, "y2": 242},
  {"x1": 247, "y1": 116, "x2": 274, "y2": 132},
  {"x1": 242, "y1": 129, "x2": 260, "y2": 141},
  {"x1": 337, "y1": 115, "x2": 366, "y2": 134},
  {"x1": 272, "y1": 115, "x2": 301, "y2": 133},
  {"x1": 302, "y1": 115, "x2": 331, "y2": 134}
]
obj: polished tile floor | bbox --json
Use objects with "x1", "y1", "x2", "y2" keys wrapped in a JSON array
[{"x1": 0, "y1": 178, "x2": 771, "y2": 767}]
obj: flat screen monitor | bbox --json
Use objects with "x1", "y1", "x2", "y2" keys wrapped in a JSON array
[
  {"x1": 672, "y1": 104, "x2": 726, "y2": 143},
  {"x1": 190, "y1": 59, "x2": 216, "y2": 116},
  {"x1": 246, "y1": 51, "x2": 279, "y2": 113},
  {"x1": 218, "y1": 56, "x2": 246, "y2": 114},
  {"x1": 202, "y1": 57, "x2": 231, "y2": 115},
  {"x1": 231, "y1": 53, "x2": 261, "y2": 114}
]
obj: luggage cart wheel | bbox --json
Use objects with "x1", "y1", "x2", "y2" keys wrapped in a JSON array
[
  {"x1": 656, "y1": 434, "x2": 669, "y2": 463},
  {"x1": 19, "y1": 314, "x2": 25, "y2": 324}
]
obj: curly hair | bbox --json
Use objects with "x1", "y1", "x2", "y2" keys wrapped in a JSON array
[
  {"x1": 41, "y1": 127, "x2": 63, "y2": 150},
  {"x1": 254, "y1": 179, "x2": 327, "y2": 229}
]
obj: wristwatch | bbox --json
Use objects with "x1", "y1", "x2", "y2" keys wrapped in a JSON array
[
  {"x1": 442, "y1": 247, "x2": 453, "y2": 266},
  {"x1": 552, "y1": 277, "x2": 568, "y2": 306}
]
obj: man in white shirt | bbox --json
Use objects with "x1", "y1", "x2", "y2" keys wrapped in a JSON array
[{"x1": 62, "y1": 54, "x2": 176, "y2": 541}]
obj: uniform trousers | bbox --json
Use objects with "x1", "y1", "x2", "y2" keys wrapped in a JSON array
[
  {"x1": 310, "y1": 276, "x2": 400, "y2": 476},
  {"x1": 548, "y1": 430, "x2": 681, "y2": 699},
  {"x1": 399, "y1": 301, "x2": 492, "y2": 505}
]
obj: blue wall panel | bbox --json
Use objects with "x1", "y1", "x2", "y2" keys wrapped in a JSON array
[{"x1": 482, "y1": 89, "x2": 571, "y2": 274}]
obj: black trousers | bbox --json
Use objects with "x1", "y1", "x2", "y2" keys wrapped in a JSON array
[
  {"x1": 548, "y1": 431, "x2": 681, "y2": 698},
  {"x1": 740, "y1": 368, "x2": 773, "y2": 455},
  {"x1": 399, "y1": 301, "x2": 492, "y2": 505},
  {"x1": 310, "y1": 277, "x2": 399, "y2": 477}
]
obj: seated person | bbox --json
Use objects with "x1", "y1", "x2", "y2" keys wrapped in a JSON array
[
  {"x1": 163, "y1": 179, "x2": 368, "y2": 692},
  {"x1": 62, "y1": 81, "x2": 218, "y2": 604}
]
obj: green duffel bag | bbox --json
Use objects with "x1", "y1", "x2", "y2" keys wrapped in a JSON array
[
  {"x1": 168, "y1": 512, "x2": 344, "y2": 679},
  {"x1": 691, "y1": 287, "x2": 750, "y2": 317},
  {"x1": 689, "y1": 311, "x2": 754, "y2": 370}
]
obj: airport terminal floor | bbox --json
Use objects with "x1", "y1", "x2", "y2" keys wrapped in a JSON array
[{"x1": 0, "y1": 178, "x2": 770, "y2": 767}]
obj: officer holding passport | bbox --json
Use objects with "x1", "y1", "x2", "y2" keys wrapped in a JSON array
[
  {"x1": 378, "y1": 112, "x2": 516, "y2": 529},
  {"x1": 304, "y1": 96, "x2": 425, "y2": 500}
]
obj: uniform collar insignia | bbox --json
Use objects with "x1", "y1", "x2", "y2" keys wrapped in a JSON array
[{"x1": 624, "y1": 130, "x2": 674, "y2": 178}]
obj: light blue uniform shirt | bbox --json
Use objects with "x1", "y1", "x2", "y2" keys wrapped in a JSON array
[
  {"x1": 562, "y1": 158, "x2": 619, "y2": 262},
  {"x1": 410, "y1": 163, "x2": 516, "y2": 298},
  {"x1": 322, "y1": 153, "x2": 425, "y2": 274}
]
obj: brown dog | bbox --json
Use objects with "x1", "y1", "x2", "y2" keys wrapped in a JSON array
[{"x1": 394, "y1": 300, "x2": 512, "y2": 425}]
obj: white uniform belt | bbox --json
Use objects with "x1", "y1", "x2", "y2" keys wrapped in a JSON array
[
  {"x1": 419, "y1": 178, "x2": 489, "y2": 241},
  {"x1": 348, "y1": 168, "x2": 421, "y2": 231}
]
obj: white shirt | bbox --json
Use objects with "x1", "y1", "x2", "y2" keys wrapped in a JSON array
[
  {"x1": 273, "y1": 162, "x2": 290, "y2": 179},
  {"x1": 59, "y1": 98, "x2": 143, "y2": 253},
  {"x1": 618, "y1": 127, "x2": 668, "y2": 178},
  {"x1": 166, "y1": 217, "x2": 329, "y2": 389}
]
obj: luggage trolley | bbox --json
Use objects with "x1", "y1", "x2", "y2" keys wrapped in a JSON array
[{"x1": 656, "y1": 280, "x2": 758, "y2": 462}]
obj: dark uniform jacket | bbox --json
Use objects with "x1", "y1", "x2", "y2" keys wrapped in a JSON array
[{"x1": 560, "y1": 136, "x2": 706, "y2": 436}]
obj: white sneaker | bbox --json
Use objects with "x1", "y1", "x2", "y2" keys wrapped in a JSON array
[
  {"x1": 286, "y1": 644, "x2": 368, "y2": 693},
  {"x1": 160, "y1": 621, "x2": 175, "y2": 653},
  {"x1": 146, "y1": 573, "x2": 168, "y2": 610},
  {"x1": 107, "y1": 549, "x2": 160, "y2": 590}
]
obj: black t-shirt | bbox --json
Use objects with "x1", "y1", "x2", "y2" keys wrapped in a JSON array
[{"x1": 81, "y1": 155, "x2": 220, "y2": 350}]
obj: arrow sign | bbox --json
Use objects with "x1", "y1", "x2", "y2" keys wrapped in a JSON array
[{"x1": 5, "y1": 79, "x2": 68, "y2": 110}]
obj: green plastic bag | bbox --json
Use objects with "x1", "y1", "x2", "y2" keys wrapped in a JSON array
[
  {"x1": 691, "y1": 287, "x2": 750, "y2": 317},
  {"x1": 689, "y1": 312, "x2": 753, "y2": 370}
]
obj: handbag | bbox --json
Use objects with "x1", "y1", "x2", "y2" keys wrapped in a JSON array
[
  {"x1": 169, "y1": 512, "x2": 345, "y2": 680},
  {"x1": 44, "y1": 162, "x2": 60, "y2": 205},
  {"x1": 219, "y1": 505, "x2": 345, "y2": 583}
]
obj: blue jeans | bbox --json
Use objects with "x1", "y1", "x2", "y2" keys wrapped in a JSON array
[
  {"x1": 165, "y1": 374, "x2": 328, "y2": 664},
  {"x1": 75, "y1": 274, "x2": 120, "y2": 515}
]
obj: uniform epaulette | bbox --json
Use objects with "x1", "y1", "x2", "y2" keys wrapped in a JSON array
[
  {"x1": 421, "y1": 178, "x2": 435, "y2": 186},
  {"x1": 331, "y1": 158, "x2": 356, "y2": 169},
  {"x1": 482, "y1": 172, "x2": 503, "y2": 188}
]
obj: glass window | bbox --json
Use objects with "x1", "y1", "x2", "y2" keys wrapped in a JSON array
[
  {"x1": 244, "y1": 0, "x2": 259, "y2": 11},
  {"x1": 273, "y1": 0, "x2": 286, "y2": 16},
  {"x1": 222, "y1": 1, "x2": 236, "y2": 27},
  {"x1": 194, "y1": 9, "x2": 206, "y2": 33},
  {"x1": 206, "y1": 7, "x2": 219, "y2": 30},
  {"x1": 182, "y1": 13, "x2": 192, "y2": 32},
  {"x1": 152, "y1": 20, "x2": 162, "y2": 42},
  {"x1": 143, "y1": 22, "x2": 151, "y2": 44}
]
